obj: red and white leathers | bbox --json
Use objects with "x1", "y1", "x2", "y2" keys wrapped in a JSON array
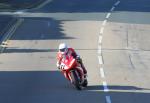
[{"x1": 56, "y1": 47, "x2": 87, "y2": 75}]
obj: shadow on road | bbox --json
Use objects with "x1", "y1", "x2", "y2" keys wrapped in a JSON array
[
  {"x1": 10, "y1": 17, "x2": 75, "y2": 40},
  {"x1": 86, "y1": 85, "x2": 150, "y2": 91},
  {"x1": 3, "y1": 48, "x2": 100, "y2": 54},
  {"x1": 30, "y1": 0, "x2": 150, "y2": 13},
  {"x1": 30, "y1": 0, "x2": 114, "y2": 13},
  {"x1": 3, "y1": 47, "x2": 57, "y2": 53},
  {"x1": 0, "y1": 71, "x2": 149, "y2": 103}
]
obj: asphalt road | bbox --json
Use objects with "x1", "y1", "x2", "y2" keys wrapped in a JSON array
[
  {"x1": 0, "y1": 15, "x2": 15, "y2": 40},
  {"x1": 0, "y1": 0, "x2": 45, "y2": 10},
  {"x1": 0, "y1": 0, "x2": 150, "y2": 103}
]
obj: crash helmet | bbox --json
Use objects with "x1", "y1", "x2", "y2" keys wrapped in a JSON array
[{"x1": 59, "y1": 43, "x2": 68, "y2": 55}]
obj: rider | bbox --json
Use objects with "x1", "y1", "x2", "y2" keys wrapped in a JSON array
[{"x1": 56, "y1": 43, "x2": 87, "y2": 77}]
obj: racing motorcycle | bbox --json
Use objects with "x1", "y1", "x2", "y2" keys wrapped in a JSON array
[{"x1": 59, "y1": 55, "x2": 88, "y2": 90}]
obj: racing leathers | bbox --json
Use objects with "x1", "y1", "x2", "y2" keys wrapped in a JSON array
[{"x1": 56, "y1": 47, "x2": 87, "y2": 76}]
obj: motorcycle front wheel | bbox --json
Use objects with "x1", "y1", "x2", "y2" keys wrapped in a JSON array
[{"x1": 70, "y1": 70, "x2": 82, "y2": 90}]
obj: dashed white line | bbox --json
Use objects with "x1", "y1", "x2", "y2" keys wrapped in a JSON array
[
  {"x1": 98, "y1": 35, "x2": 103, "y2": 44},
  {"x1": 110, "y1": 6, "x2": 115, "y2": 12},
  {"x1": 100, "y1": 67, "x2": 105, "y2": 78},
  {"x1": 98, "y1": 55, "x2": 103, "y2": 65},
  {"x1": 114, "y1": 1, "x2": 120, "y2": 6},
  {"x1": 98, "y1": 45, "x2": 102, "y2": 54},
  {"x1": 98, "y1": 1, "x2": 120, "y2": 103},
  {"x1": 100, "y1": 27, "x2": 104, "y2": 34},
  {"x1": 106, "y1": 13, "x2": 111, "y2": 19},
  {"x1": 102, "y1": 20, "x2": 107, "y2": 26},
  {"x1": 103, "y1": 81, "x2": 109, "y2": 92},
  {"x1": 106, "y1": 96, "x2": 112, "y2": 103}
]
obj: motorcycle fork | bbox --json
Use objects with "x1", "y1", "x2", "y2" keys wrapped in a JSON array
[{"x1": 68, "y1": 70, "x2": 80, "y2": 83}]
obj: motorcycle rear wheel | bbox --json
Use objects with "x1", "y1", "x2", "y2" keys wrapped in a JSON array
[{"x1": 82, "y1": 79, "x2": 88, "y2": 87}]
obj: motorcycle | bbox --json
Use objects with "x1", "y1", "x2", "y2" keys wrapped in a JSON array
[{"x1": 59, "y1": 55, "x2": 88, "y2": 90}]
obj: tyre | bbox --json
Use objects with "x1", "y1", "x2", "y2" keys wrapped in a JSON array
[
  {"x1": 82, "y1": 79, "x2": 88, "y2": 87},
  {"x1": 70, "y1": 70, "x2": 82, "y2": 90}
]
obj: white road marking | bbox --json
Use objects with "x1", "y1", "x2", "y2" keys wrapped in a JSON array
[
  {"x1": 98, "y1": 56, "x2": 103, "y2": 65},
  {"x1": 106, "y1": 96, "x2": 112, "y2": 103},
  {"x1": 114, "y1": 1, "x2": 120, "y2": 6},
  {"x1": 0, "y1": 18, "x2": 24, "y2": 53},
  {"x1": 35, "y1": 0, "x2": 53, "y2": 9},
  {"x1": 98, "y1": 35, "x2": 103, "y2": 44},
  {"x1": 98, "y1": 45, "x2": 102, "y2": 54},
  {"x1": 103, "y1": 81, "x2": 109, "y2": 92},
  {"x1": 100, "y1": 67, "x2": 105, "y2": 78},
  {"x1": 102, "y1": 20, "x2": 107, "y2": 26},
  {"x1": 100, "y1": 27, "x2": 104, "y2": 34},
  {"x1": 98, "y1": 49, "x2": 101, "y2": 54},
  {"x1": 110, "y1": 6, "x2": 115, "y2": 12},
  {"x1": 106, "y1": 13, "x2": 111, "y2": 19},
  {"x1": 97, "y1": 1, "x2": 120, "y2": 103}
]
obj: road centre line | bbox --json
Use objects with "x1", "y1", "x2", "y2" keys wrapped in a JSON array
[
  {"x1": 110, "y1": 6, "x2": 115, "y2": 12},
  {"x1": 103, "y1": 81, "x2": 109, "y2": 92},
  {"x1": 98, "y1": 55, "x2": 103, "y2": 65},
  {"x1": 98, "y1": 1, "x2": 120, "y2": 103},
  {"x1": 98, "y1": 35, "x2": 103, "y2": 44},
  {"x1": 102, "y1": 20, "x2": 107, "y2": 26},
  {"x1": 106, "y1": 13, "x2": 111, "y2": 19},
  {"x1": 100, "y1": 67, "x2": 105, "y2": 78},
  {"x1": 98, "y1": 45, "x2": 102, "y2": 54},
  {"x1": 100, "y1": 27, "x2": 104, "y2": 34},
  {"x1": 106, "y1": 96, "x2": 112, "y2": 103},
  {"x1": 114, "y1": 1, "x2": 120, "y2": 6}
]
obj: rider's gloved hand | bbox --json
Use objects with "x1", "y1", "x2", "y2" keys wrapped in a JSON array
[
  {"x1": 76, "y1": 55, "x2": 81, "y2": 62},
  {"x1": 56, "y1": 62, "x2": 60, "y2": 70}
]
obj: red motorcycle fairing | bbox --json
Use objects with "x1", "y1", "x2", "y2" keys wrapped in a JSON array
[
  {"x1": 67, "y1": 66, "x2": 84, "y2": 82},
  {"x1": 59, "y1": 55, "x2": 84, "y2": 82}
]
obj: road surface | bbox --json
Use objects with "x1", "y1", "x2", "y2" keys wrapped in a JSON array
[{"x1": 0, "y1": 0, "x2": 150, "y2": 103}]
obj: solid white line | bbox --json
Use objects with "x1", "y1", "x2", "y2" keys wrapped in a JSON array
[
  {"x1": 102, "y1": 20, "x2": 107, "y2": 26},
  {"x1": 106, "y1": 13, "x2": 111, "y2": 19},
  {"x1": 103, "y1": 81, "x2": 109, "y2": 92},
  {"x1": 110, "y1": 6, "x2": 115, "y2": 12},
  {"x1": 100, "y1": 67, "x2": 105, "y2": 78},
  {"x1": 106, "y1": 96, "x2": 112, "y2": 103},
  {"x1": 98, "y1": 56, "x2": 103, "y2": 65},
  {"x1": 114, "y1": 1, "x2": 120, "y2": 6},
  {"x1": 100, "y1": 27, "x2": 104, "y2": 34}
]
